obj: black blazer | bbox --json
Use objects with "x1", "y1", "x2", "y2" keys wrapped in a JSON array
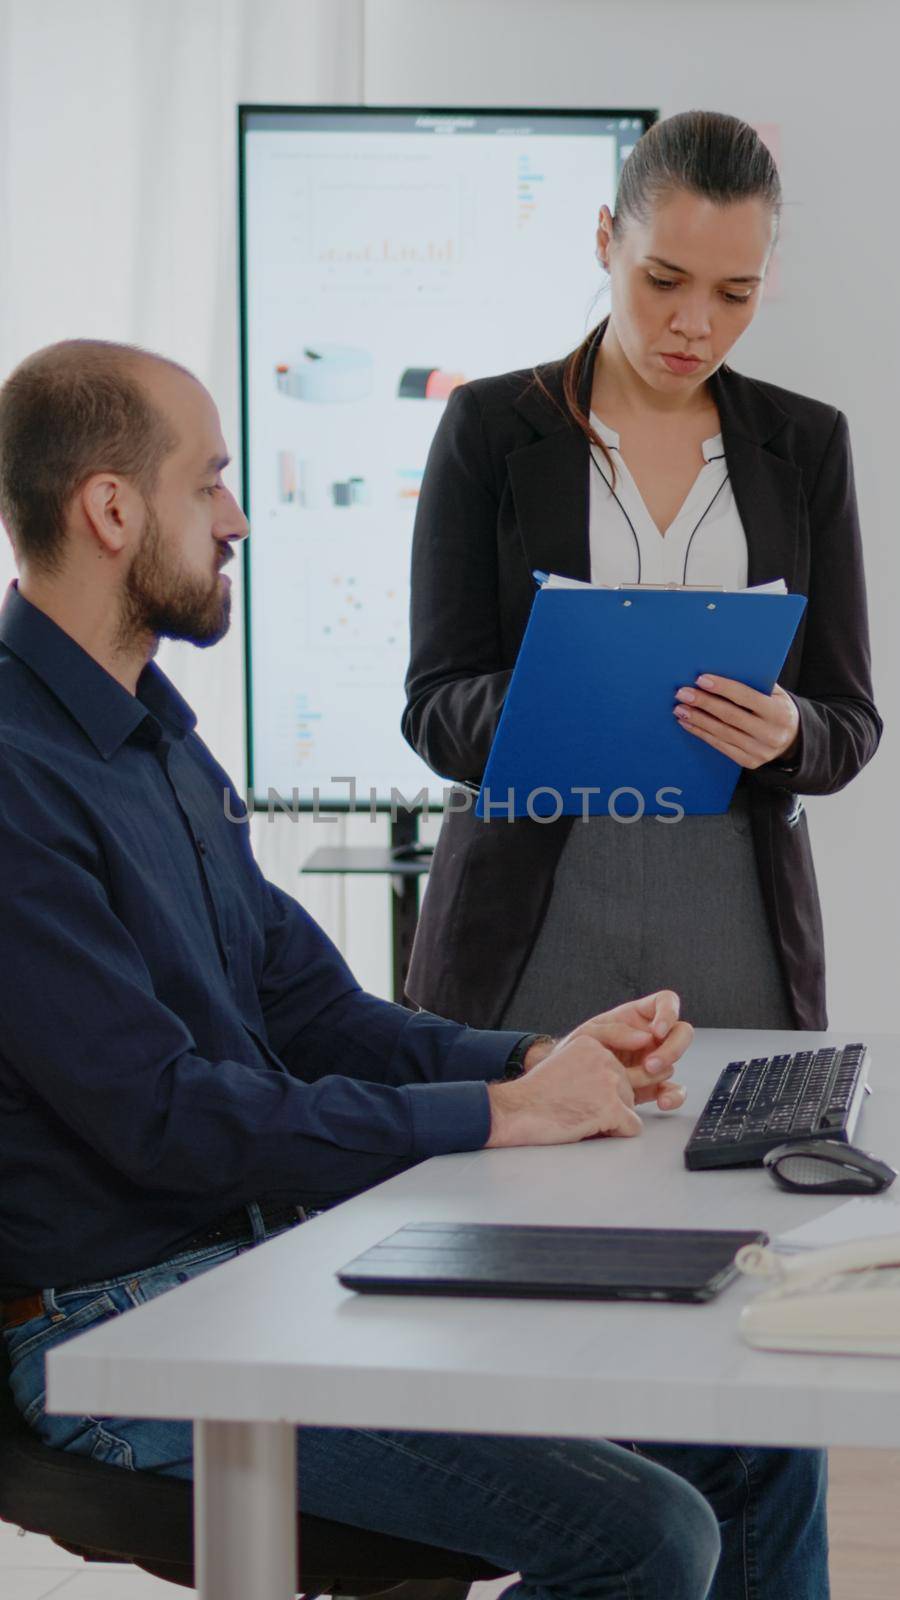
[{"x1": 402, "y1": 330, "x2": 882, "y2": 1031}]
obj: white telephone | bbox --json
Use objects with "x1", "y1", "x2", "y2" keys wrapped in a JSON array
[{"x1": 736, "y1": 1235, "x2": 900, "y2": 1356}]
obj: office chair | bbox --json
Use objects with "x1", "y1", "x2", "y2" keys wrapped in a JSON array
[{"x1": 0, "y1": 1343, "x2": 506, "y2": 1595}]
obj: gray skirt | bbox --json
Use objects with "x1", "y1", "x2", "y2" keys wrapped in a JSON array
[{"x1": 498, "y1": 788, "x2": 794, "y2": 1036}]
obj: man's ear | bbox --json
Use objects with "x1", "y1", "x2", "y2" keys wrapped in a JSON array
[{"x1": 77, "y1": 474, "x2": 142, "y2": 556}]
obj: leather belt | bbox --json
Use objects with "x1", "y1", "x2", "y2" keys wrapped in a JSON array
[
  {"x1": 170, "y1": 1199, "x2": 308, "y2": 1255},
  {"x1": 1, "y1": 1199, "x2": 308, "y2": 1331},
  {"x1": 1, "y1": 1291, "x2": 44, "y2": 1330}
]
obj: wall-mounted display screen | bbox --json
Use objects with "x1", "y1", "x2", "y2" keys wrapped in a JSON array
[{"x1": 239, "y1": 105, "x2": 655, "y2": 807}]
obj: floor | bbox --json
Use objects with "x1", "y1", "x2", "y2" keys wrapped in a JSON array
[{"x1": 2, "y1": 1450, "x2": 898, "y2": 1598}]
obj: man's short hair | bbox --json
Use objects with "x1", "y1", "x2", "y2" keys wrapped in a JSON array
[{"x1": 0, "y1": 339, "x2": 190, "y2": 573}]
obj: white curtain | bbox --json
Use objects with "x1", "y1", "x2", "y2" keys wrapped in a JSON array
[{"x1": 0, "y1": 0, "x2": 394, "y2": 994}]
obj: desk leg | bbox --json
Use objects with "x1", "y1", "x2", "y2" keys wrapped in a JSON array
[{"x1": 195, "y1": 1419, "x2": 297, "y2": 1600}]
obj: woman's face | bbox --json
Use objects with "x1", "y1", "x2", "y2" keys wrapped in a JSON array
[{"x1": 597, "y1": 189, "x2": 776, "y2": 394}]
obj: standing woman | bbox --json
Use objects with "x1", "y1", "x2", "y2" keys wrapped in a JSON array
[{"x1": 402, "y1": 111, "x2": 881, "y2": 1037}]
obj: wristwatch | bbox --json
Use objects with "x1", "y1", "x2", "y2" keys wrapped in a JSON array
[{"x1": 502, "y1": 1033, "x2": 553, "y2": 1079}]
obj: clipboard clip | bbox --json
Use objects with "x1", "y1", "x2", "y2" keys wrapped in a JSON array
[{"x1": 532, "y1": 570, "x2": 726, "y2": 594}]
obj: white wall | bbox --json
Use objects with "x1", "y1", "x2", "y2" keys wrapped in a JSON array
[
  {"x1": 363, "y1": 0, "x2": 900, "y2": 1032},
  {"x1": 0, "y1": 0, "x2": 394, "y2": 1000},
  {"x1": 1, "y1": 0, "x2": 896, "y2": 1027}
]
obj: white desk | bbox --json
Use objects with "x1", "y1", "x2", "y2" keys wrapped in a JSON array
[{"x1": 48, "y1": 1030, "x2": 900, "y2": 1600}]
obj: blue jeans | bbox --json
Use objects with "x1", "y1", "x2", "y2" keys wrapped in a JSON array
[{"x1": 3, "y1": 1206, "x2": 829, "y2": 1600}]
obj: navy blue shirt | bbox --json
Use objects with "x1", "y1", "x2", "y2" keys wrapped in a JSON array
[{"x1": 0, "y1": 584, "x2": 523, "y2": 1289}]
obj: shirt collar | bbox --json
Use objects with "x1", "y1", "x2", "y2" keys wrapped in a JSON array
[
  {"x1": 588, "y1": 411, "x2": 725, "y2": 464},
  {"x1": 0, "y1": 581, "x2": 198, "y2": 759}
]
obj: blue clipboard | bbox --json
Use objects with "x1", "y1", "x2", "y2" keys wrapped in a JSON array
[{"x1": 476, "y1": 586, "x2": 807, "y2": 819}]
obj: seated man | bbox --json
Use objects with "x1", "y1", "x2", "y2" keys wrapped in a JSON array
[{"x1": 0, "y1": 341, "x2": 826, "y2": 1600}]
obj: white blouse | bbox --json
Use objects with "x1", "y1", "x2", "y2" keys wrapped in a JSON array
[{"x1": 588, "y1": 412, "x2": 749, "y2": 589}]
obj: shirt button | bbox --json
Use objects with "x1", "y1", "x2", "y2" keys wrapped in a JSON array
[{"x1": 197, "y1": 838, "x2": 207, "y2": 855}]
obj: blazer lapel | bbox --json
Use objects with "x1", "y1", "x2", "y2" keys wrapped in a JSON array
[
  {"x1": 506, "y1": 428, "x2": 591, "y2": 582},
  {"x1": 503, "y1": 340, "x2": 804, "y2": 593},
  {"x1": 506, "y1": 331, "x2": 606, "y2": 583},
  {"x1": 711, "y1": 368, "x2": 803, "y2": 592}
]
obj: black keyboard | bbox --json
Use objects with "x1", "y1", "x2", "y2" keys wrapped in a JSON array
[{"x1": 684, "y1": 1044, "x2": 870, "y2": 1170}]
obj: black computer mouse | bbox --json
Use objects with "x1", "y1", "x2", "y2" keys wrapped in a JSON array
[{"x1": 763, "y1": 1139, "x2": 897, "y2": 1195}]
